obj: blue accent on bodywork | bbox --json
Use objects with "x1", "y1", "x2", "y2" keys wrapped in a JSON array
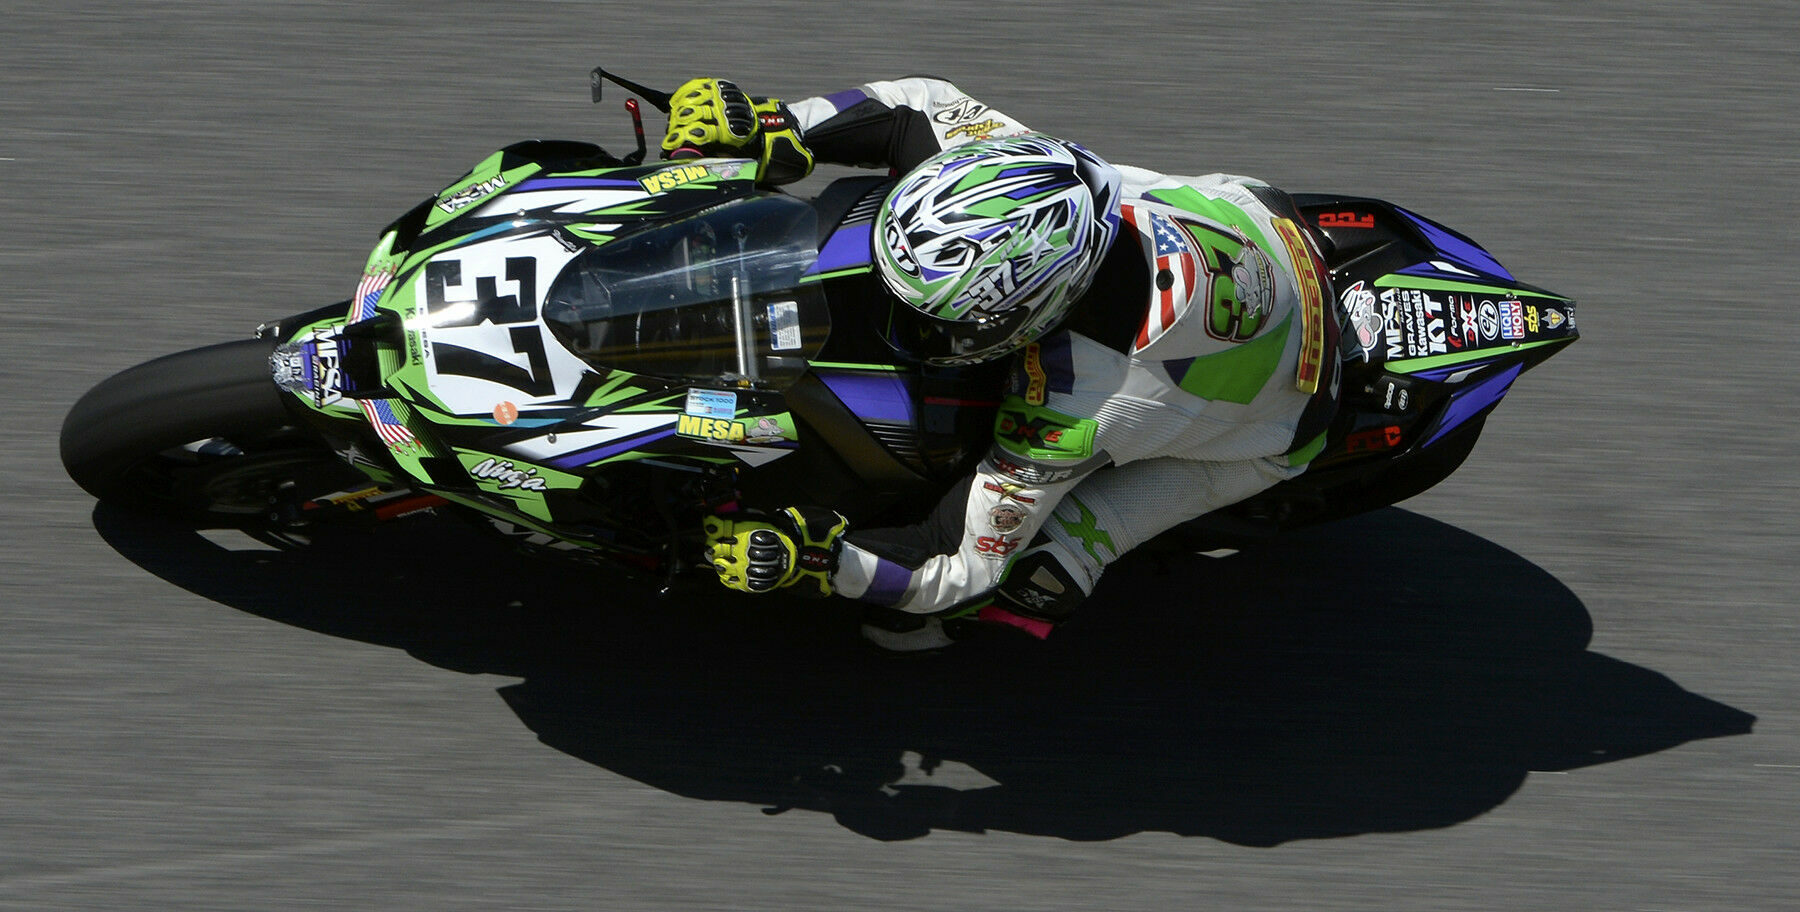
[
  {"x1": 805, "y1": 222, "x2": 873, "y2": 275},
  {"x1": 545, "y1": 427, "x2": 678, "y2": 468},
  {"x1": 817, "y1": 370, "x2": 915, "y2": 424},
  {"x1": 1418, "y1": 364, "x2": 1522, "y2": 447},
  {"x1": 1396, "y1": 207, "x2": 1515, "y2": 282}
]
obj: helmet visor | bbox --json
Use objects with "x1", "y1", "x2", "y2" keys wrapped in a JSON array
[{"x1": 877, "y1": 295, "x2": 1034, "y2": 365}]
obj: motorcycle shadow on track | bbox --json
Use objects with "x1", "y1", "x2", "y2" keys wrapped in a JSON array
[{"x1": 94, "y1": 503, "x2": 1754, "y2": 845}]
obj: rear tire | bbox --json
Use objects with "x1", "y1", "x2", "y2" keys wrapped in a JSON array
[{"x1": 60, "y1": 338, "x2": 358, "y2": 524}]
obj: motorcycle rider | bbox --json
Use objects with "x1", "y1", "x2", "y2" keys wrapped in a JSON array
[{"x1": 673, "y1": 77, "x2": 1341, "y2": 651}]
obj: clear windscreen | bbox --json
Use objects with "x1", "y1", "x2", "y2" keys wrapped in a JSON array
[{"x1": 542, "y1": 194, "x2": 829, "y2": 388}]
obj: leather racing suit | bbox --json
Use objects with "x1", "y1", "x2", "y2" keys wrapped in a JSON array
[{"x1": 787, "y1": 78, "x2": 1340, "y2": 639}]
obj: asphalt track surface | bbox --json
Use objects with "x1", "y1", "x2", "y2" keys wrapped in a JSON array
[{"x1": 5, "y1": 1, "x2": 1798, "y2": 909}]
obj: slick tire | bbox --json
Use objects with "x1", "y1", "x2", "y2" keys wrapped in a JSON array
[{"x1": 60, "y1": 338, "x2": 340, "y2": 522}]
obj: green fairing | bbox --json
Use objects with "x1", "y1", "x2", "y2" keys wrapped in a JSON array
[
  {"x1": 1176, "y1": 313, "x2": 1293, "y2": 404},
  {"x1": 454, "y1": 450, "x2": 582, "y2": 522},
  {"x1": 1147, "y1": 186, "x2": 1276, "y2": 253},
  {"x1": 423, "y1": 155, "x2": 545, "y2": 232}
]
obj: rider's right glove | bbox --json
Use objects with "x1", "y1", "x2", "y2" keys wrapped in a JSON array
[
  {"x1": 703, "y1": 506, "x2": 847, "y2": 598},
  {"x1": 660, "y1": 77, "x2": 815, "y2": 185}
]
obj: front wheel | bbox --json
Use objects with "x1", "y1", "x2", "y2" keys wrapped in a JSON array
[{"x1": 60, "y1": 338, "x2": 367, "y2": 525}]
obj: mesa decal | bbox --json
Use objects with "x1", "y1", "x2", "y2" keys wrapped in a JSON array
[
  {"x1": 1272, "y1": 218, "x2": 1326, "y2": 393},
  {"x1": 639, "y1": 164, "x2": 709, "y2": 193},
  {"x1": 1379, "y1": 288, "x2": 1448, "y2": 359},
  {"x1": 437, "y1": 175, "x2": 507, "y2": 214},
  {"x1": 676, "y1": 414, "x2": 789, "y2": 445}
]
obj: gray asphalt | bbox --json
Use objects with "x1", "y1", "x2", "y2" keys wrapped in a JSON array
[{"x1": 5, "y1": 1, "x2": 1798, "y2": 909}]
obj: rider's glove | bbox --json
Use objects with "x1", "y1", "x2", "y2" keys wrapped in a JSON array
[
  {"x1": 661, "y1": 77, "x2": 815, "y2": 185},
  {"x1": 703, "y1": 506, "x2": 847, "y2": 597}
]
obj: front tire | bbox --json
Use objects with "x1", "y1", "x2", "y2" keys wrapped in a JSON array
[{"x1": 60, "y1": 338, "x2": 358, "y2": 524}]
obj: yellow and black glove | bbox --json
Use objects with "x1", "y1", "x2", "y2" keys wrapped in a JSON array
[
  {"x1": 702, "y1": 506, "x2": 847, "y2": 597},
  {"x1": 660, "y1": 77, "x2": 815, "y2": 185}
]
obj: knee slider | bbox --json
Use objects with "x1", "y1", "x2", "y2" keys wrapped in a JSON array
[{"x1": 993, "y1": 544, "x2": 1088, "y2": 624}]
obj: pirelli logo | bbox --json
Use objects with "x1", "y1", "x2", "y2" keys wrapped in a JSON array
[
  {"x1": 1022, "y1": 342, "x2": 1047, "y2": 405},
  {"x1": 1272, "y1": 218, "x2": 1327, "y2": 394}
]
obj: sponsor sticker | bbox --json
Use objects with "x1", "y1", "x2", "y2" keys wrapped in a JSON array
[
  {"x1": 982, "y1": 480, "x2": 1038, "y2": 504},
  {"x1": 988, "y1": 504, "x2": 1026, "y2": 534},
  {"x1": 676, "y1": 414, "x2": 790, "y2": 445},
  {"x1": 1342, "y1": 280, "x2": 1383, "y2": 351},
  {"x1": 685, "y1": 389, "x2": 737, "y2": 420},
  {"x1": 1316, "y1": 211, "x2": 1376, "y2": 229},
  {"x1": 639, "y1": 164, "x2": 709, "y2": 193},
  {"x1": 931, "y1": 98, "x2": 988, "y2": 125},
  {"x1": 1022, "y1": 342, "x2": 1047, "y2": 405},
  {"x1": 1478, "y1": 301, "x2": 1500, "y2": 340},
  {"x1": 1543, "y1": 308, "x2": 1567, "y2": 330},
  {"x1": 1500, "y1": 299, "x2": 1526, "y2": 340},
  {"x1": 493, "y1": 401, "x2": 519, "y2": 425},
  {"x1": 1379, "y1": 288, "x2": 1448, "y2": 359},
  {"x1": 974, "y1": 535, "x2": 1020, "y2": 558},
  {"x1": 943, "y1": 119, "x2": 1006, "y2": 140},
  {"x1": 1272, "y1": 218, "x2": 1326, "y2": 392},
  {"x1": 437, "y1": 175, "x2": 506, "y2": 214}
]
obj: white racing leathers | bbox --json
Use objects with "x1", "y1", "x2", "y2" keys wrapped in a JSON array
[{"x1": 791, "y1": 79, "x2": 1338, "y2": 625}]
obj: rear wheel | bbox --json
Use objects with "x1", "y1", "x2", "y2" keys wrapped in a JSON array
[{"x1": 61, "y1": 338, "x2": 367, "y2": 525}]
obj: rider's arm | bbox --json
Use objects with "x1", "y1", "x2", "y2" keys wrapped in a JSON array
[
  {"x1": 787, "y1": 77, "x2": 1033, "y2": 172},
  {"x1": 829, "y1": 347, "x2": 1109, "y2": 615}
]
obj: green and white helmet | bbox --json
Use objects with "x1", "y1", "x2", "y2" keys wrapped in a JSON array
[{"x1": 873, "y1": 133, "x2": 1123, "y2": 365}]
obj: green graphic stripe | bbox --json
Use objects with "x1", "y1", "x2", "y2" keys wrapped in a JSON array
[
  {"x1": 807, "y1": 361, "x2": 901, "y2": 371},
  {"x1": 1373, "y1": 275, "x2": 1570, "y2": 300},
  {"x1": 800, "y1": 265, "x2": 874, "y2": 283},
  {"x1": 1284, "y1": 431, "x2": 1327, "y2": 467},
  {"x1": 1177, "y1": 313, "x2": 1293, "y2": 404},
  {"x1": 1147, "y1": 186, "x2": 1275, "y2": 253},
  {"x1": 1385, "y1": 338, "x2": 1569, "y2": 374}
]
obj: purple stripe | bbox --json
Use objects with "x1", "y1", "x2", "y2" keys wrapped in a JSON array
[
  {"x1": 806, "y1": 222, "x2": 873, "y2": 274},
  {"x1": 822, "y1": 88, "x2": 868, "y2": 114},
  {"x1": 1040, "y1": 331, "x2": 1075, "y2": 394},
  {"x1": 1410, "y1": 358, "x2": 1500, "y2": 382},
  {"x1": 818, "y1": 371, "x2": 915, "y2": 423},
  {"x1": 545, "y1": 428, "x2": 676, "y2": 469},
  {"x1": 1420, "y1": 364, "x2": 1521, "y2": 447},
  {"x1": 514, "y1": 177, "x2": 643, "y2": 191},
  {"x1": 863, "y1": 558, "x2": 914, "y2": 607},
  {"x1": 1397, "y1": 208, "x2": 1515, "y2": 281}
]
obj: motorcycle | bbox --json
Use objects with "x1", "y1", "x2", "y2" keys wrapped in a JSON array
[{"x1": 61, "y1": 68, "x2": 1579, "y2": 588}]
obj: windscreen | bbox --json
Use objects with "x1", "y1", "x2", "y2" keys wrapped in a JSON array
[{"x1": 542, "y1": 194, "x2": 829, "y2": 388}]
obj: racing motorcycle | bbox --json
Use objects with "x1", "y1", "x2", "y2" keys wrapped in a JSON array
[{"x1": 61, "y1": 69, "x2": 1579, "y2": 586}]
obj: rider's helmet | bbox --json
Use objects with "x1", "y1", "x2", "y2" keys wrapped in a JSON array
[{"x1": 872, "y1": 133, "x2": 1122, "y2": 365}]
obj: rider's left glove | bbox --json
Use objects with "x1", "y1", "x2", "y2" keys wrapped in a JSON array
[
  {"x1": 703, "y1": 507, "x2": 847, "y2": 597},
  {"x1": 661, "y1": 77, "x2": 815, "y2": 185}
]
